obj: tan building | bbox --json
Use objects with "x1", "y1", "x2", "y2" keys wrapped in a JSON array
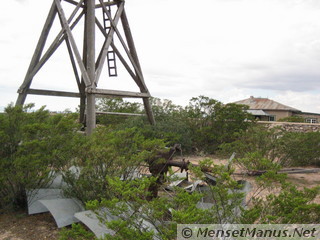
[{"x1": 234, "y1": 96, "x2": 320, "y2": 123}]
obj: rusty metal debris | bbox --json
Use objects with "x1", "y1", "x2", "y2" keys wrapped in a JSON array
[{"x1": 26, "y1": 145, "x2": 254, "y2": 236}]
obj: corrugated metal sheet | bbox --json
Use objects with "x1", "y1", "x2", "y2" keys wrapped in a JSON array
[{"x1": 234, "y1": 97, "x2": 301, "y2": 112}]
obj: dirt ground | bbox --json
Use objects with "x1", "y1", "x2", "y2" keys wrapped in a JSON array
[
  {"x1": 0, "y1": 155, "x2": 319, "y2": 240},
  {"x1": 0, "y1": 212, "x2": 60, "y2": 240},
  {"x1": 187, "y1": 155, "x2": 320, "y2": 204}
]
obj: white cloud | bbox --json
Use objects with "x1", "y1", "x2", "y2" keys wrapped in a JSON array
[{"x1": 274, "y1": 91, "x2": 320, "y2": 113}]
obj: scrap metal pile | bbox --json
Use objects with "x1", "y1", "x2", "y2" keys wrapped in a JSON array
[{"x1": 26, "y1": 144, "x2": 251, "y2": 238}]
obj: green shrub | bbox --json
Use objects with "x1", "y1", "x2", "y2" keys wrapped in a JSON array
[
  {"x1": 116, "y1": 98, "x2": 194, "y2": 152},
  {"x1": 242, "y1": 185, "x2": 320, "y2": 224},
  {"x1": 277, "y1": 131, "x2": 320, "y2": 166},
  {"x1": 86, "y1": 161, "x2": 248, "y2": 240},
  {"x1": 62, "y1": 127, "x2": 167, "y2": 203},
  {"x1": 236, "y1": 151, "x2": 281, "y2": 172},
  {"x1": 220, "y1": 124, "x2": 320, "y2": 167},
  {"x1": 278, "y1": 116, "x2": 305, "y2": 122},
  {"x1": 185, "y1": 96, "x2": 253, "y2": 153},
  {"x1": 59, "y1": 223, "x2": 96, "y2": 240},
  {"x1": 219, "y1": 124, "x2": 281, "y2": 162},
  {"x1": 0, "y1": 104, "x2": 80, "y2": 210},
  {"x1": 97, "y1": 96, "x2": 254, "y2": 154}
]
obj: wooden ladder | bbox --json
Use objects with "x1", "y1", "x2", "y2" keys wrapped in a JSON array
[{"x1": 102, "y1": 1, "x2": 117, "y2": 77}]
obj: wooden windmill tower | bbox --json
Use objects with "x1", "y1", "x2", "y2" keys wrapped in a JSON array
[{"x1": 16, "y1": 0, "x2": 155, "y2": 134}]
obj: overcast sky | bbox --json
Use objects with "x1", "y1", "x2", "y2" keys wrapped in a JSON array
[{"x1": 1, "y1": 0, "x2": 320, "y2": 113}]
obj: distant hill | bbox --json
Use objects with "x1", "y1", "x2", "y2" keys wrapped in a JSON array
[{"x1": 0, "y1": 106, "x2": 5, "y2": 113}]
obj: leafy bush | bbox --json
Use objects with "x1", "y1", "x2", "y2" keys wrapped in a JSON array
[
  {"x1": 59, "y1": 223, "x2": 96, "y2": 240},
  {"x1": 111, "y1": 96, "x2": 254, "y2": 154},
  {"x1": 278, "y1": 116, "x2": 305, "y2": 122},
  {"x1": 86, "y1": 160, "x2": 248, "y2": 240},
  {"x1": 184, "y1": 96, "x2": 253, "y2": 153},
  {"x1": 62, "y1": 127, "x2": 167, "y2": 203},
  {"x1": 277, "y1": 131, "x2": 320, "y2": 166},
  {"x1": 0, "y1": 104, "x2": 80, "y2": 210},
  {"x1": 135, "y1": 98, "x2": 193, "y2": 152},
  {"x1": 219, "y1": 124, "x2": 281, "y2": 161},
  {"x1": 242, "y1": 185, "x2": 320, "y2": 224},
  {"x1": 74, "y1": 154, "x2": 318, "y2": 239},
  {"x1": 220, "y1": 124, "x2": 320, "y2": 167},
  {"x1": 236, "y1": 151, "x2": 281, "y2": 172}
]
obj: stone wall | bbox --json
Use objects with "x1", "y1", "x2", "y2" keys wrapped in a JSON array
[{"x1": 258, "y1": 121, "x2": 320, "y2": 132}]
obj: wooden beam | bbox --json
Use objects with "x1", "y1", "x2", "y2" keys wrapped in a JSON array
[
  {"x1": 19, "y1": 2, "x2": 83, "y2": 92},
  {"x1": 56, "y1": 7, "x2": 83, "y2": 90},
  {"x1": 16, "y1": 1, "x2": 58, "y2": 105},
  {"x1": 96, "y1": 111, "x2": 144, "y2": 117},
  {"x1": 96, "y1": 7, "x2": 147, "y2": 90},
  {"x1": 121, "y1": 8, "x2": 147, "y2": 91},
  {"x1": 95, "y1": 0, "x2": 124, "y2": 84},
  {"x1": 64, "y1": 0, "x2": 83, "y2": 7},
  {"x1": 86, "y1": 88, "x2": 151, "y2": 98},
  {"x1": 27, "y1": 89, "x2": 81, "y2": 98},
  {"x1": 65, "y1": 35, "x2": 82, "y2": 89},
  {"x1": 121, "y1": 9, "x2": 155, "y2": 125},
  {"x1": 79, "y1": 8, "x2": 88, "y2": 125},
  {"x1": 79, "y1": 10, "x2": 88, "y2": 125},
  {"x1": 28, "y1": 11, "x2": 84, "y2": 82},
  {"x1": 54, "y1": 0, "x2": 91, "y2": 87},
  {"x1": 95, "y1": 37, "x2": 106, "y2": 70},
  {"x1": 95, "y1": 17, "x2": 142, "y2": 88},
  {"x1": 110, "y1": 43, "x2": 138, "y2": 81},
  {"x1": 26, "y1": 88, "x2": 150, "y2": 99},
  {"x1": 95, "y1": 4, "x2": 150, "y2": 93}
]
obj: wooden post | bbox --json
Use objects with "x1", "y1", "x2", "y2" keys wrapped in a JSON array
[{"x1": 85, "y1": 0, "x2": 96, "y2": 135}]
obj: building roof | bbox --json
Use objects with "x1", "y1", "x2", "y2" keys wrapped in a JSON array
[
  {"x1": 234, "y1": 96, "x2": 301, "y2": 112},
  {"x1": 246, "y1": 109, "x2": 271, "y2": 116}
]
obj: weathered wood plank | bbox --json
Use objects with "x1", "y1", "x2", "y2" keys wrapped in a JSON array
[
  {"x1": 64, "y1": 0, "x2": 83, "y2": 7},
  {"x1": 96, "y1": 111, "x2": 144, "y2": 117},
  {"x1": 86, "y1": 88, "x2": 151, "y2": 98},
  {"x1": 56, "y1": 4, "x2": 83, "y2": 90},
  {"x1": 65, "y1": 35, "x2": 82, "y2": 90},
  {"x1": 27, "y1": 89, "x2": 81, "y2": 98},
  {"x1": 120, "y1": 8, "x2": 147, "y2": 91}
]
